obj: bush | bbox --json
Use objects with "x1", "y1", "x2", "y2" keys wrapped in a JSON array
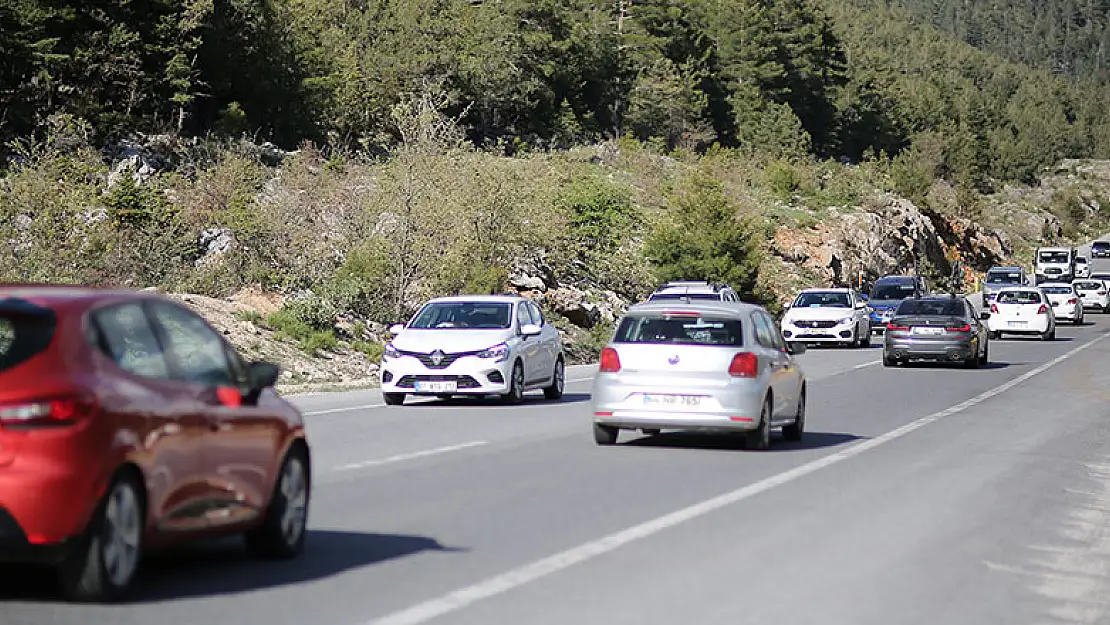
[
  {"x1": 266, "y1": 297, "x2": 339, "y2": 355},
  {"x1": 766, "y1": 160, "x2": 802, "y2": 200},
  {"x1": 644, "y1": 169, "x2": 768, "y2": 303},
  {"x1": 557, "y1": 175, "x2": 636, "y2": 254},
  {"x1": 352, "y1": 341, "x2": 385, "y2": 363},
  {"x1": 1048, "y1": 189, "x2": 1087, "y2": 238}
]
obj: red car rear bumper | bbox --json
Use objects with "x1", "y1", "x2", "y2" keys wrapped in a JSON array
[{"x1": 0, "y1": 463, "x2": 102, "y2": 562}]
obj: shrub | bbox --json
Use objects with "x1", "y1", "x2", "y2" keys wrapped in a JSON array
[
  {"x1": 644, "y1": 169, "x2": 768, "y2": 303},
  {"x1": 766, "y1": 160, "x2": 802, "y2": 200},
  {"x1": 352, "y1": 341, "x2": 385, "y2": 363},
  {"x1": 265, "y1": 306, "x2": 339, "y2": 356}
]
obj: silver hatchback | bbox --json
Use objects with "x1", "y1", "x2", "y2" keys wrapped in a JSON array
[{"x1": 591, "y1": 301, "x2": 808, "y2": 450}]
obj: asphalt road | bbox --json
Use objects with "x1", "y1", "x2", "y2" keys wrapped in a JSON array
[{"x1": 5, "y1": 309, "x2": 1110, "y2": 624}]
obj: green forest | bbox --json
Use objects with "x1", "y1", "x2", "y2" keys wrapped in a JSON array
[
  {"x1": 4, "y1": 0, "x2": 1110, "y2": 358},
  {"x1": 4, "y1": 0, "x2": 1110, "y2": 184}
]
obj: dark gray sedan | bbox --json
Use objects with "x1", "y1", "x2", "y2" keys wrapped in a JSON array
[{"x1": 882, "y1": 296, "x2": 991, "y2": 368}]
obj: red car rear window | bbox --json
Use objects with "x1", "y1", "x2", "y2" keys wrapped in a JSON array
[{"x1": 0, "y1": 299, "x2": 58, "y2": 373}]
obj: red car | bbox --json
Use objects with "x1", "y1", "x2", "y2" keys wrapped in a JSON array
[{"x1": 0, "y1": 285, "x2": 312, "y2": 601}]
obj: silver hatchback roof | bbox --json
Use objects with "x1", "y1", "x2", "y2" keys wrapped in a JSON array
[{"x1": 624, "y1": 300, "x2": 761, "y2": 319}]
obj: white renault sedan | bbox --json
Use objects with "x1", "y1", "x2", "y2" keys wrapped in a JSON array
[
  {"x1": 779, "y1": 287, "x2": 871, "y2": 347},
  {"x1": 987, "y1": 286, "x2": 1056, "y2": 340},
  {"x1": 592, "y1": 301, "x2": 807, "y2": 450},
  {"x1": 1073, "y1": 278, "x2": 1110, "y2": 313},
  {"x1": 1039, "y1": 282, "x2": 1084, "y2": 324},
  {"x1": 380, "y1": 295, "x2": 565, "y2": 405}
]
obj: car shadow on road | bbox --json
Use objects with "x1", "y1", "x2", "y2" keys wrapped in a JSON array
[
  {"x1": 410, "y1": 392, "x2": 591, "y2": 408},
  {"x1": 622, "y1": 431, "x2": 866, "y2": 452},
  {"x1": 995, "y1": 336, "x2": 1074, "y2": 342},
  {"x1": 0, "y1": 530, "x2": 463, "y2": 603},
  {"x1": 899, "y1": 361, "x2": 1012, "y2": 370}
]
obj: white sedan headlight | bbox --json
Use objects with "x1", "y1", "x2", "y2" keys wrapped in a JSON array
[
  {"x1": 837, "y1": 316, "x2": 855, "y2": 325},
  {"x1": 477, "y1": 342, "x2": 510, "y2": 362},
  {"x1": 383, "y1": 343, "x2": 401, "y2": 359}
]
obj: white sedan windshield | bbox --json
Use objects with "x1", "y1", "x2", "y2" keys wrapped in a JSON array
[{"x1": 409, "y1": 303, "x2": 513, "y2": 329}]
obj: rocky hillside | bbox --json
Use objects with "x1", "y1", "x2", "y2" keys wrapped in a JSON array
[{"x1": 113, "y1": 140, "x2": 1107, "y2": 392}]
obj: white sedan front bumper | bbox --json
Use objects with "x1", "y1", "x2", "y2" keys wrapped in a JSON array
[
  {"x1": 780, "y1": 318, "x2": 857, "y2": 342},
  {"x1": 380, "y1": 351, "x2": 514, "y2": 395}
]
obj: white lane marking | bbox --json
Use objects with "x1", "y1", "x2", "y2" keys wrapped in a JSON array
[
  {"x1": 362, "y1": 332, "x2": 1108, "y2": 625},
  {"x1": 334, "y1": 441, "x2": 488, "y2": 472},
  {"x1": 307, "y1": 403, "x2": 386, "y2": 415},
  {"x1": 853, "y1": 359, "x2": 881, "y2": 370},
  {"x1": 304, "y1": 378, "x2": 596, "y2": 416}
]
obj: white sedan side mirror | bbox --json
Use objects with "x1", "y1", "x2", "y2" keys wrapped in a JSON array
[
  {"x1": 520, "y1": 323, "x2": 542, "y2": 337},
  {"x1": 389, "y1": 324, "x2": 405, "y2": 335}
]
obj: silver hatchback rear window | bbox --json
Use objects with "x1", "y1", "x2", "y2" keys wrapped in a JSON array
[{"x1": 614, "y1": 313, "x2": 743, "y2": 346}]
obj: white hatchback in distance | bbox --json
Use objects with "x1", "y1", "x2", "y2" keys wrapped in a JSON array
[
  {"x1": 380, "y1": 296, "x2": 565, "y2": 405},
  {"x1": 779, "y1": 288, "x2": 871, "y2": 348},
  {"x1": 987, "y1": 287, "x2": 1056, "y2": 340},
  {"x1": 591, "y1": 301, "x2": 807, "y2": 450},
  {"x1": 1073, "y1": 278, "x2": 1110, "y2": 313},
  {"x1": 1038, "y1": 282, "x2": 1084, "y2": 324}
]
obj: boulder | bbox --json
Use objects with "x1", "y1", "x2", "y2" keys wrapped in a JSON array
[
  {"x1": 544, "y1": 286, "x2": 600, "y2": 329},
  {"x1": 509, "y1": 274, "x2": 547, "y2": 292}
]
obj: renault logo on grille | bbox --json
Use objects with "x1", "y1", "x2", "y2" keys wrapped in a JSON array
[
  {"x1": 430, "y1": 350, "x2": 445, "y2": 366},
  {"x1": 668, "y1": 354, "x2": 680, "y2": 365}
]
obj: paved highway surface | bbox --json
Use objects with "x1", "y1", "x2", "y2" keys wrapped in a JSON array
[{"x1": 6, "y1": 289, "x2": 1110, "y2": 624}]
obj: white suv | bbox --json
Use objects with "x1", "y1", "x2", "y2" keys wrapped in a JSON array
[
  {"x1": 647, "y1": 281, "x2": 740, "y2": 302},
  {"x1": 380, "y1": 295, "x2": 565, "y2": 405}
]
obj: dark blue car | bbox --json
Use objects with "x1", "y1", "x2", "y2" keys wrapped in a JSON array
[{"x1": 868, "y1": 275, "x2": 930, "y2": 333}]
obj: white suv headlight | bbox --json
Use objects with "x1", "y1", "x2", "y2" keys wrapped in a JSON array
[
  {"x1": 384, "y1": 343, "x2": 401, "y2": 359},
  {"x1": 477, "y1": 342, "x2": 510, "y2": 362},
  {"x1": 837, "y1": 316, "x2": 854, "y2": 325}
]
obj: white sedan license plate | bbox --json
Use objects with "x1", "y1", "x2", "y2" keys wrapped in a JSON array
[
  {"x1": 912, "y1": 326, "x2": 943, "y2": 335},
  {"x1": 642, "y1": 394, "x2": 702, "y2": 408},
  {"x1": 1008, "y1": 320, "x2": 1027, "y2": 327},
  {"x1": 415, "y1": 380, "x2": 457, "y2": 393}
]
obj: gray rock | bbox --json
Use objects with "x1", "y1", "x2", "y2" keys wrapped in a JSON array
[
  {"x1": 544, "y1": 286, "x2": 601, "y2": 328},
  {"x1": 196, "y1": 228, "x2": 235, "y2": 267},
  {"x1": 509, "y1": 274, "x2": 547, "y2": 292}
]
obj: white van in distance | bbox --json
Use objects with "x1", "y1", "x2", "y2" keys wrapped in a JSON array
[{"x1": 1034, "y1": 246, "x2": 1076, "y2": 284}]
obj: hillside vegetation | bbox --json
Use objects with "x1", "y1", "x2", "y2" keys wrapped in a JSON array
[{"x1": 3, "y1": 0, "x2": 1110, "y2": 382}]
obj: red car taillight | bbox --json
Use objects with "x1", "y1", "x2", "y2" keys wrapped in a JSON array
[
  {"x1": 599, "y1": 347, "x2": 621, "y2": 373},
  {"x1": 729, "y1": 352, "x2": 758, "y2": 378},
  {"x1": 1098, "y1": 291, "x2": 1107, "y2": 296},
  {"x1": 990, "y1": 303, "x2": 999, "y2": 314},
  {"x1": 886, "y1": 322, "x2": 909, "y2": 331},
  {"x1": 1037, "y1": 304, "x2": 1048, "y2": 314},
  {"x1": 946, "y1": 324, "x2": 971, "y2": 332},
  {"x1": 0, "y1": 394, "x2": 97, "y2": 427},
  {"x1": 1068, "y1": 297, "x2": 1078, "y2": 304}
]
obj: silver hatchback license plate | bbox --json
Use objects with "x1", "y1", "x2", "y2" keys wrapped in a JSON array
[{"x1": 642, "y1": 394, "x2": 702, "y2": 408}]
